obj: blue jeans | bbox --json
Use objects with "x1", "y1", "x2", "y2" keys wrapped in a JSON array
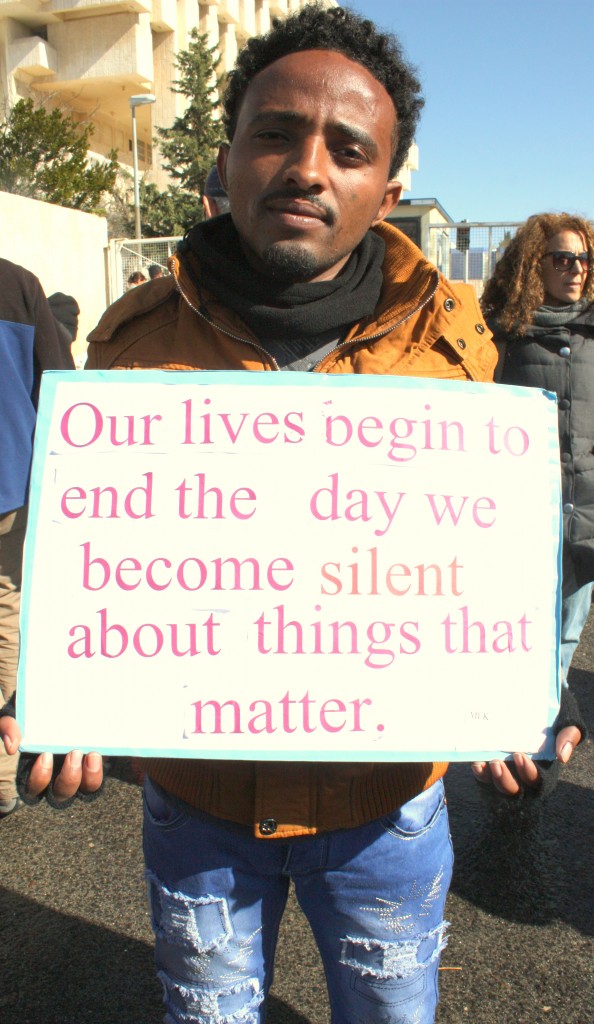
[
  {"x1": 143, "y1": 776, "x2": 453, "y2": 1024},
  {"x1": 560, "y1": 557, "x2": 593, "y2": 686}
]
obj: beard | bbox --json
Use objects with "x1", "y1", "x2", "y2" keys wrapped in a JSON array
[{"x1": 258, "y1": 242, "x2": 334, "y2": 283}]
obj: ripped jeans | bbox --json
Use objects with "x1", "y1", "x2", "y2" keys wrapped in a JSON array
[{"x1": 143, "y1": 777, "x2": 453, "y2": 1024}]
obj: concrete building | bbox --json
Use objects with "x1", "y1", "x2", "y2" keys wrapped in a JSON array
[
  {"x1": 385, "y1": 197, "x2": 453, "y2": 254},
  {"x1": 0, "y1": 0, "x2": 419, "y2": 194}
]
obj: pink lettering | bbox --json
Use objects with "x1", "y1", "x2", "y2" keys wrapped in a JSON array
[
  {"x1": 60, "y1": 403, "x2": 161, "y2": 448},
  {"x1": 320, "y1": 548, "x2": 464, "y2": 597},
  {"x1": 425, "y1": 493, "x2": 496, "y2": 528},
  {"x1": 486, "y1": 417, "x2": 530, "y2": 456},
  {"x1": 253, "y1": 412, "x2": 279, "y2": 443},
  {"x1": 80, "y1": 542, "x2": 294, "y2": 594},
  {"x1": 442, "y1": 607, "x2": 532, "y2": 653},
  {"x1": 67, "y1": 609, "x2": 221, "y2": 659},
  {"x1": 254, "y1": 606, "x2": 420, "y2": 667},
  {"x1": 176, "y1": 474, "x2": 257, "y2": 520},
  {"x1": 61, "y1": 486, "x2": 87, "y2": 518},
  {"x1": 191, "y1": 691, "x2": 374, "y2": 734},
  {"x1": 310, "y1": 474, "x2": 406, "y2": 537},
  {"x1": 60, "y1": 473, "x2": 154, "y2": 520}
]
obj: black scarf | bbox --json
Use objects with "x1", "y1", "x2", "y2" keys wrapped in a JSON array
[{"x1": 181, "y1": 214, "x2": 385, "y2": 346}]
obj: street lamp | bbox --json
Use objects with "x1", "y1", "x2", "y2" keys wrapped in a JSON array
[{"x1": 129, "y1": 93, "x2": 156, "y2": 240}]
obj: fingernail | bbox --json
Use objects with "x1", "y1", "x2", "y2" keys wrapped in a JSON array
[
  {"x1": 491, "y1": 762, "x2": 502, "y2": 779},
  {"x1": 87, "y1": 753, "x2": 101, "y2": 772},
  {"x1": 40, "y1": 752, "x2": 53, "y2": 769},
  {"x1": 559, "y1": 742, "x2": 572, "y2": 764},
  {"x1": 70, "y1": 750, "x2": 83, "y2": 769},
  {"x1": 471, "y1": 762, "x2": 485, "y2": 777},
  {"x1": 514, "y1": 752, "x2": 525, "y2": 769}
]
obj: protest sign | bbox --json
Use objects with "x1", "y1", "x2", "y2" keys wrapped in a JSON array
[{"x1": 18, "y1": 370, "x2": 561, "y2": 761}]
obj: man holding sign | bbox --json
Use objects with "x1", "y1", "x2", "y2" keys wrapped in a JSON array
[{"x1": 19, "y1": 4, "x2": 584, "y2": 1022}]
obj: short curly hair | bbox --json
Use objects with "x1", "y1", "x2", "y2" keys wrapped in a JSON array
[
  {"x1": 481, "y1": 212, "x2": 594, "y2": 333},
  {"x1": 222, "y1": 3, "x2": 424, "y2": 178}
]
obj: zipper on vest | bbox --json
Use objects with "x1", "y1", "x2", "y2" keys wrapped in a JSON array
[
  {"x1": 176, "y1": 266, "x2": 440, "y2": 373},
  {"x1": 175, "y1": 276, "x2": 282, "y2": 368},
  {"x1": 312, "y1": 272, "x2": 440, "y2": 370}
]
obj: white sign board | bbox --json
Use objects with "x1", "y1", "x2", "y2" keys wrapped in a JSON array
[{"x1": 18, "y1": 371, "x2": 562, "y2": 761}]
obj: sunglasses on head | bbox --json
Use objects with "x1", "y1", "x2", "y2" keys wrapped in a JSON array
[{"x1": 543, "y1": 250, "x2": 589, "y2": 272}]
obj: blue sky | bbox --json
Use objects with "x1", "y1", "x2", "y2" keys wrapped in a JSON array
[{"x1": 351, "y1": 0, "x2": 593, "y2": 224}]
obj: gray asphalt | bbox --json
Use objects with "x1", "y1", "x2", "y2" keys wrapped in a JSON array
[{"x1": 1, "y1": 619, "x2": 592, "y2": 1024}]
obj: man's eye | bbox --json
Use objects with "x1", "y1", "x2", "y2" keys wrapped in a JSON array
[
  {"x1": 255, "y1": 130, "x2": 287, "y2": 141},
  {"x1": 337, "y1": 147, "x2": 366, "y2": 162}
]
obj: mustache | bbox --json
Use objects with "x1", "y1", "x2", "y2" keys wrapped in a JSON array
[{"x1": 262, "y1": 188, "x2": 336, "y2": 225}]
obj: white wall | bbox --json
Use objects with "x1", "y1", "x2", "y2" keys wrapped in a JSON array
[{"x1": 0, "y1": 191, "x2": 108, "y2": 365}]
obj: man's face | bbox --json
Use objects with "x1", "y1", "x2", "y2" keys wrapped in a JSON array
[{"x1": 218, "y1": 50, "x2": 401, "y2": 283}]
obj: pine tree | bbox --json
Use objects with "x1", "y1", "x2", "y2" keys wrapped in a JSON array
[
  {"x1": 0, "y1": 98, "x2": 118, "y2": 213},
  {"x1": 156, "y1": 29, "x2": 224, "y2": 198},
  {"x1": 136, "y1": 182, "x2": 200, "y2": 238}
]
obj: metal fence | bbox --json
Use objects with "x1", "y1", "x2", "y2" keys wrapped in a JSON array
[
  {"x1": 107, "y1": 222, "x2": 521, "y2": 303},
  {"x1": 107, "y1": 236, "x2": 183, "y2": 302},
  {"x1": 426, "y1": 222, "x2": 520, "y2": 296}
]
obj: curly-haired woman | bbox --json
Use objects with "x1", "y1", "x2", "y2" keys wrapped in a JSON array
[{"x1": 482, "y1": 212, "x2": 594, "y2": 684}]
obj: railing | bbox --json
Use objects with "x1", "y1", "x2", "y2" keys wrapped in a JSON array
[
  {"x1": 427, "y1": 222, "x2": 521, "y2": 296},
  {"x1": 107, "y1": 236, "x2": 182, "y2": 302},
  {"x1": 108, "y1": 222, "x2": 522, "y2": 303}
]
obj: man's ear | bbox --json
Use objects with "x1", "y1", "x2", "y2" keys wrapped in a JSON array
[
  {"x1": 372, "y1": 180, "x2": 403, "y2": 225},
  {"x1": 202, "y1": 195, "x2": 218, "y2": 220},
  {"x1": 217, "y1": 144, "x2": 230, "y2": 191}
]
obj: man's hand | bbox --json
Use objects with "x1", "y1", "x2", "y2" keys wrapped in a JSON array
[
  {"x1": 0, "y1": 711, "x2": 105, "y2": 805},
  {"x1": 471, "y1": 725, "x2": 582, "y2": 796},
  {"x1": 25, "y1": 750, "x2": 103, "y2": 803},
  {"x1": 0, "y1": 715, "x2": 21, "y2": 756}
]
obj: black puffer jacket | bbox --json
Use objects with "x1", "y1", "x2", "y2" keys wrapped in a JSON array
[{"x1": 493, "y1": 304, "x2": 594, "y2": 586}]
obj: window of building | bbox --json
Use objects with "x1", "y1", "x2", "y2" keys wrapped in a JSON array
[{"x1": 128, "y1": 139, "x2": 153, "y2": 166}]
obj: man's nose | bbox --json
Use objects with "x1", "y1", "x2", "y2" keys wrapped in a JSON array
[{"x1": 282, "y1": 137, "x2": 327, "y2": 190}]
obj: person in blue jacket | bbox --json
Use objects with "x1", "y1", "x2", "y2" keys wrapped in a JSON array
[{"x1": 0, "y1": 257, "x2": 73, "y2": 817}]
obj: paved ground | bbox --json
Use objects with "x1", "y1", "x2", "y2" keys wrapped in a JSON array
[{"x1": 1, "y1": 620, "x2": 592, "y2": 1024}]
